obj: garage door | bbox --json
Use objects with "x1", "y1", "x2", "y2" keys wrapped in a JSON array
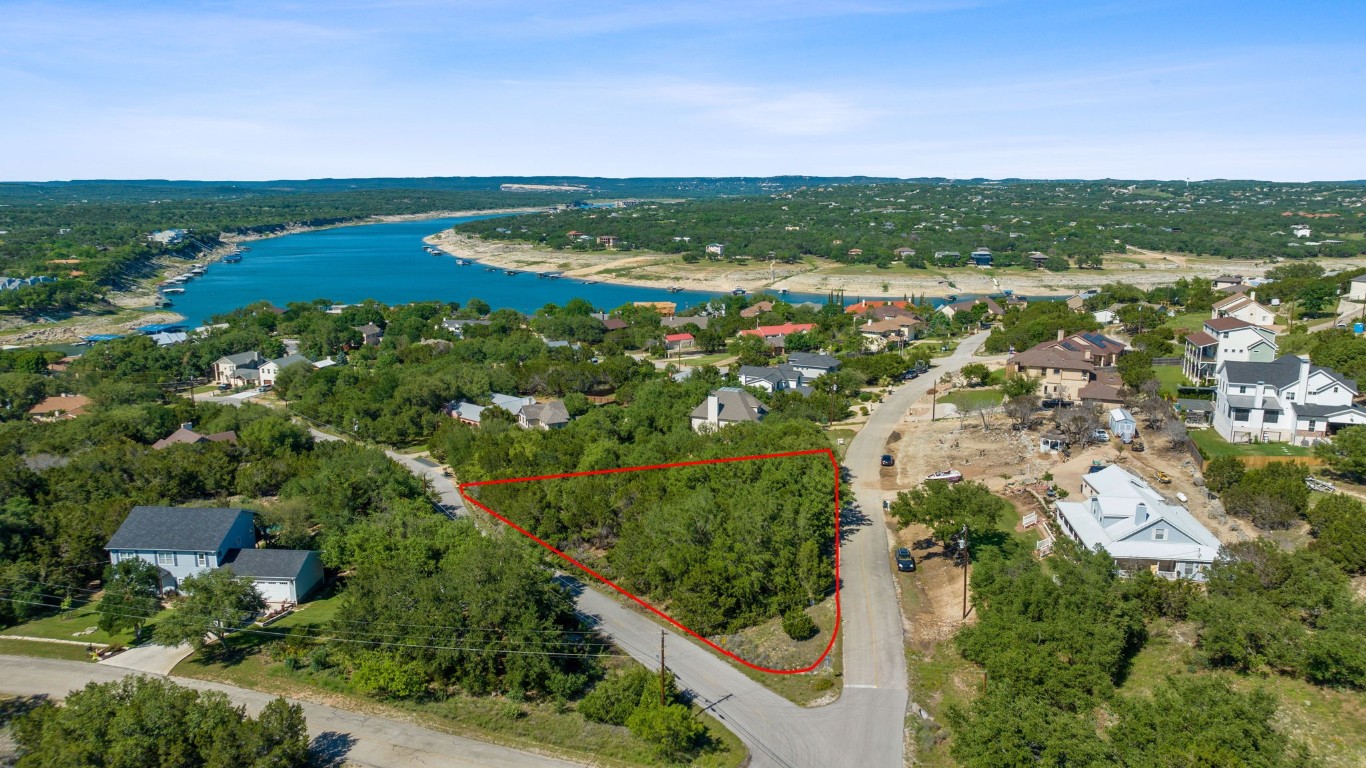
[{"x1": 252, "y1": 579, "x2": 293, "y2": 603}]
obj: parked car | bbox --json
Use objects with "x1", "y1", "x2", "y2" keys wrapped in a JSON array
[
  {"x1": 881, "y1": 454, "x2": 895, "y2": 467},
  {"x1": 894, "y1": 547, "x2": 916, "y2": 572},
  {"x1": 1091, "y1": 429, "x2": 1110, "y2": 442}
]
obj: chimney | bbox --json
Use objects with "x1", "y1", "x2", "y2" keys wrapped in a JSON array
[
  {"x1": 1254, "y1": 380, "x2": 1265, "y2": 409},
  {"x1": 1134, "y1": 502, "x2": 1148, "y2": 525},
  {"x1": 706, "y1": 393, "x2": 719, "y2": 424},
  {"x1": 1249, "y1": 289, "x2": 1256, "y2": 303},
  {"x1": 1057, "y1": 329, "x2": 1065, "y2": 342},
  {"x1": 1297, "y1": 355, "x2": 1311, "y2": 400}
]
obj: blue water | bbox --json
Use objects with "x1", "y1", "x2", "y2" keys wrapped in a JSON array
[{"x1": 165, "y1": 216, "x2": 824, "y2": 324}]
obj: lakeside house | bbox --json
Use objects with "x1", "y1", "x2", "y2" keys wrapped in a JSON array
[
  {"x1": 738, "y1": 323, "x2": 815, "y2": 353},
  {"x1": 212, "y1": 351, "x2": 312, "y2": 388},
  {"x1": 1182, "y1": 317, "x2": 1278, "y2": 386},
  {"x1": 1006, "y1": 331, "x2": 1126, "y2": 402},
  {"x1": 664, "y1": 333, "x2": 695, "y2": 353},
  {"x1": 740, "y1": 301, "x2": 774, "y2": 318},
  {"x1": 354, "y1": 323, "x2": 384, "y2": 346},
  {"x1": 661, "y1": 315, "x2": 708, "y2": 330},
  {"x1": 441, "y1": 317, "x2": 492, "y2": 337},
  {"x1": 1212, "y1": 355, "x2": 1366, "y2": 445},
  {"x1": 106, "y1": 506, "x2": 322, "y2": 602},
  {"x1": 1054, "y1": 466, "x2": 1221, "y2": 581},
  {"x1": 938, "y1": 297, "x2": 1004, "y2": 322},
  {"x1": 690, "y1": 387, "x2": 767, "y2": 432}
]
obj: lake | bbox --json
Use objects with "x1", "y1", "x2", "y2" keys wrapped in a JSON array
[{"x1": 164, "y1": 215, "x2": 821, "y2": 324}]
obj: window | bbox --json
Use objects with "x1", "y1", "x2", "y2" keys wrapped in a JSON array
[
  {"x1": 1053, "y1": 368, "x2": 1061, "y2": 375},
  {"x1": 1233, "y1": 408, "x2": 1251, "y2": 422},
  {"x1": 157, "y1": 552, "x2": 174, "y2": 566},
  {"x1": 1288, "y1": 392, "x2": 1295, "y2": 401},
  {"x1": 1154, "y1": 528, "x2": 1168, "y2": 541},
  {"x1": 196, "y1": 553, "x2": 207, "y2": 567},
  {"x1": 1308, "y1": 419, "x2": 1317, "y2": 432},
  {"x1": 1239, "y1": 386, "x2": 1248, "y2": 394},
  {"x1": 1265, "y1": 410, "x2": 1280, "y2": 424}
]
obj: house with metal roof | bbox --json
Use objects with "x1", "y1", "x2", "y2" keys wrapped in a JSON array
[
  {"x1": 1054, "y1": 465, "x2": 1222, "y2": 581},
  {"x1": 738, "y1": 364, "x2": 806, "y2": 393},
  {"x1": 690, "y1": 387, "x2": 768, "y2": 432},
  {"x1": 1213, "y1": 354, "x2": 1366, "y2": 445},
  {"x1": 786, "y1": 352, "x2": 841, "y2": 380},
  {"x1": 1182, "y1": 317, "x2": 1278, "y2": 386}
]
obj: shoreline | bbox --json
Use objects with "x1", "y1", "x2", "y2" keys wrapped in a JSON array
[
  {"x1": 0, "y1": 207, "x2": 553, "y2": 346},
  {"x1": 422, "y1": 230, "x2": 1309, "y2": 300}
]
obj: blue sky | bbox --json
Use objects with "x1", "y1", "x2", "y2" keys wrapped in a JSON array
[{"x1": 2, "y1": 0, "x2": 1363, "y2": 181}]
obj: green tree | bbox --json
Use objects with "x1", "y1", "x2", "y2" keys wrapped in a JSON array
[
  {"x1": 98, "y1": 558, "x2": 162, "y2": 641},
  {"x1": 153, "y1": 568, "x2": 267, "y2": 652},
  {"x1": 240, "y1": 415, "x2": 314, "y2": 458},
  {"x1": 1306, "y1": 493, "x2": 1366, "y2": 573},
  {"x1": 960, "y1": 362, "x2": 991, "y2": 386},
  {"x1": 626, "y1": 701, "x2": 704, "y2": 760},
  {"x1": 1202, "y1": 455, "x2": 1245, "y2": 493},
  {"x1": 1001, "y1": 374, "x2": 1041, "y2": 398},
  {"x1": 11, "y1": 676, "x2": 309, "y2": 768},
  {"x1": 889, "y1": 480, "x2": 1009, "y2": 547},
  {"x1": 1315, "y1": 424, "x2": 1366, "y2": 478},
  {"x1": 781, "y1": 607, "x2": 818, "y2": 640},
  {"x1": 1117, "y1": 349, "x2": 1155, "y2": 389}
]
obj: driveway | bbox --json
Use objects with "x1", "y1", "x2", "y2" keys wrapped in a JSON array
[
  {"x1": 97, "y1": 642, "x2": 193, "y2": 675},
  {"x1": 0, "y1": 656, "x2": 582, "y2": 768}
]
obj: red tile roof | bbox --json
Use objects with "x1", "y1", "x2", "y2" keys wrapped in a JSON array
[
  {"x1": 665, "y1": 333, "x2": 694, "y2": 342},
  {"x1": 740, "y1": 323, "x2": 815, "y2": 337}
]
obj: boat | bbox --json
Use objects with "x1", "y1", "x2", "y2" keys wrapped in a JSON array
[
  {"x1": 666, "y1": 286, "x2": 684, "y2": 293},
  {"x1": 484, "y1": 266, "x2": 499, "y2": 272},
  {"x1": 161, "y1": 287, "x2": 186, "y2": 295},
  {"x1": 925, "y1": 470, "x2": 963, "y2": 484},
  {"x1": 453, "y1": 258, "x2": 468, "y2": 266},
  {"x1": 778, "y1": 288, "x2": 790, "y2": 295},
  {"x1": 731, "y1": 287, "x2": 746, "y2": 296},
  {"x1": 504, "y1": 269, "x2": 520, "y2": 276},
  {"x1": 222, "y1": 254, "x2": 242, "y2": 263}
]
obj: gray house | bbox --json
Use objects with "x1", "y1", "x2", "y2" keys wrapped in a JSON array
[
  {"x1": 105, "y1": 506, "x2": 322, "y2": 603},
  {"x1": 106, "y1": 507, "x2": 256, "y2": 592},
  {"x1": 786, "y1": 352, "x2": 841, "y2": 380},
  {"x1": 737, "y1": 364, "x2": 804, "y2": 393}
]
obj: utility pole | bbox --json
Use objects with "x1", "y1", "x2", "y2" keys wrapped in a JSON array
[
  {"x1": 960, "y1": 524, "x2": 970, "y2": 620},
  {"x1": 929, "y1": 387, "x2": 938, "y2": 421},
  {"x1": 659, "y1": 630, "x2": 667, "y2": 706}
]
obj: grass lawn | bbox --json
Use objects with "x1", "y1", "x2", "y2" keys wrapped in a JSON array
[
  {"x1": 937, "y1": 387, "x2": 1002, "y2": 413},
  {"x1": 0, "y1": 601, "x2": 174, "y2": 648},
  {"x1": 1120, "y1": 621, "x2": 1366, "y2": 768},
  {"x1": 1189, "y1": 429, "x2": 1314, "y2": 458},
  {"x1": 173, "y1": 650, "x2": 746, "y2": 768},
  {"x1": 1153, "y1": 365, "x2": 1191, "y2": 397},
  {"x1": 706, "y1": 597, "x2": 842, "y2": 707},
  {"x1": 685, "y1": 352, "x2": 735, "y2": 367},
  {"x1": 1164, "y1": 312, "x2": 1211, "y2": 333},
  {"x1": 828, "y1": 428, "x2": 857, "y2": 461},
  {"x1": 0, "y1": 638, "x2": 96, "y2": 662}
]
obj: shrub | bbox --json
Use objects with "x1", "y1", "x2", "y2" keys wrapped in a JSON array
[{"x1": 782, "y1": 608, "x2": 819, "y2": 641}]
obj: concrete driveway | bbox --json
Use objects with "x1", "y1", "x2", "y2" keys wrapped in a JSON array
[{"x1": 96, "y1": 642, "x2": 194, "y2": 675}]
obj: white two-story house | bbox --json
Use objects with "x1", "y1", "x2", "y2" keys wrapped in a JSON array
[
  {"x1": 1213, "y1": 355, "x2": 1366, "y2": 445},
  {"x1": 1182, "y1": 317, "x2": 1278, "y2": 386},
  {"x1": 1055, "y1": 466, "x2": 1221, "y2": 581},
  {"x1": 1211, "y1": 293, "x2": 1276, "y2": 328}
]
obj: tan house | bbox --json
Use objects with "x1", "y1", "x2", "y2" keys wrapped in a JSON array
[
  {"x1": 28, "y1": 394, "x2": 92, "y2": 422},
  {"x1": 1211, "y1": 293, "x2": 1276, "y2": 327},
  {"x1": 1065, "y1": 295, "x2": 1087, "y2": 312},
  {"x1": 740, "y1": 301, "x2": 774, "y2": 318},
  {"x1": 1006, "y1": 331, "x2": 1126, "y2": 402}
]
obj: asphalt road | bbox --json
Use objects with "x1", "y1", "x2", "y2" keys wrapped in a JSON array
[
  {"x1": 0, "y1": 656, "x2": 582, "y2": 768},
  {"x1": 562, "y1": 331, "x2": 993, "y2": 768}
]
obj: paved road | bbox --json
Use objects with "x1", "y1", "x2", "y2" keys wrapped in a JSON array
[
  {"x1": 97, "y1": 642, "x2": 193, "y2": 675},
  {"x1": 0, "y1": 656, "x2": 582, "y2": 768},
  {"x1": 561, "y1": 331, "x2": 993, "y2": 768}
]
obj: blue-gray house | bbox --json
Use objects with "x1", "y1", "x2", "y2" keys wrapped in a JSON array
[{"x1": 105, "y1": 506, "x2": 322, "y2": 603}]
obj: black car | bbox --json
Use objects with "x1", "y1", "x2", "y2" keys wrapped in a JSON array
[
  {"x1": 895, "y1": 547, "x2": 916, "y2": 572},
  {"x1": 881, "y1": 454, "x2": 895, "y2": 467}
]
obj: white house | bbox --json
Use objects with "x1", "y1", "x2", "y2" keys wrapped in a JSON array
[
  {"x1": 1211, "y1": 293, "x2": 1276, "y2": 328},
  {"x1": 1182, "y1": 317, "x2": 1278, "y2": 386},
  {"x1": 690, "y1": 387, "x2": 767, "y2": 432},
  {"x1": 1054, "y1": 466, "x2": 1222, "y2": 581},
  {"x1": 1348, "y1": 275, "x2": 1366, "y2": 303},
  {"x1": 1213, "y1": 355, "x2": 1366, "y2": 445}
]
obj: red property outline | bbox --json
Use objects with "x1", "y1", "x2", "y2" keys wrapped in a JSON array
[{"x1": 457, "y1": 448, "x2": 841, "y2": 675}]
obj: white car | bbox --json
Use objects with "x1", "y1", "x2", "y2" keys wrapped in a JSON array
[{"x1": 1092, "y1": 429, "x2": 1110, "y2": 442}]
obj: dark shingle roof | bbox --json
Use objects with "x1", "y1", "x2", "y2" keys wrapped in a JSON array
[
  {"x1": 788, "y1": 352, "x2": 840, "y2": 369},
  {"x1": 106, "y1": 507, "x2": 251, "y2": 552},
  {"x1": 1220, "y1": 355, "x2": 1303, "y2": 388},
  {"x1": 220, "y1": 548, "x2": 315, "y2": 580}
]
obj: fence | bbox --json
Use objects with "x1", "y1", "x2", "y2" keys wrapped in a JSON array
[{"x1": 1183, "y1": 438, "x2": 1326, "y2": 470}]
